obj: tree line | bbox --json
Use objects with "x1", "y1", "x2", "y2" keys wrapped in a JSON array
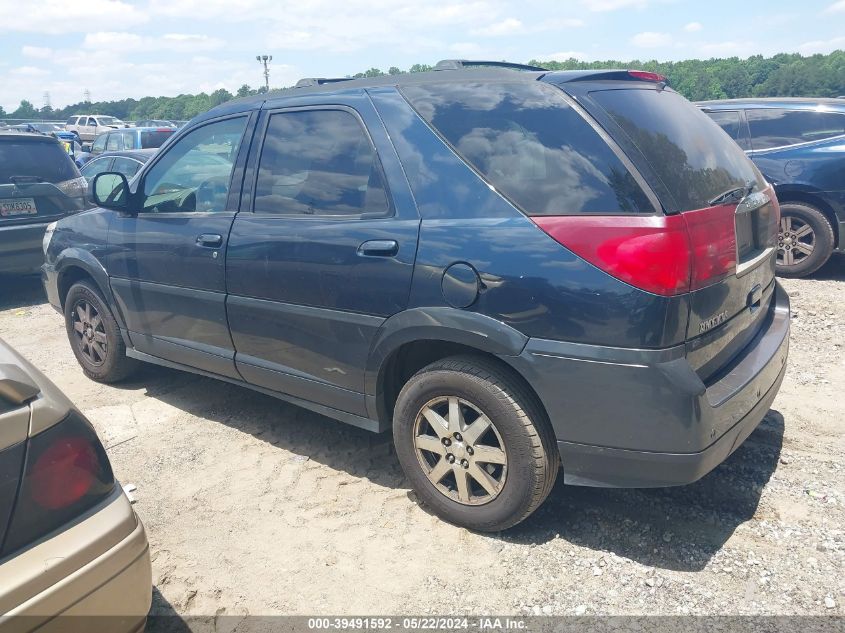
[{"x1": 2, "y1": 51, "x2": 843, "y2": 122}]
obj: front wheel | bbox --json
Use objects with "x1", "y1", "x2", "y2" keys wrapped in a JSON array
[
  {"x1": 64, "y1": 280, "x2": 138, "y2": 383},
  {"x1": 393, "y1": 356, "x2": 559, "y2": 531},
  {"x1": 776, "y1": 202, "x2": 835, "y2": 278}
]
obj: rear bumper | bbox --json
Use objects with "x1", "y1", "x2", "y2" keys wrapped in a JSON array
[
  {"x1": 504, "y1": 282, "x2": 790, "y2": 488},
  {"x1": 0, "y1": 489, "x2": 152, "y2": 633},
  {"x1": 40, "y1": 263, "x2": 62, "y2": 313},
  {"x1": 0, "y1": 223, "x2": 50, "y2": 275}
]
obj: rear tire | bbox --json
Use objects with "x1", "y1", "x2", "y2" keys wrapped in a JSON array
[
  {"x1": 64, "y1": 280, "x2": 138, "y2": 383},
  {"x1": 393, "y1": 356, "x2": 558, "y2": 531},
  {"x1": 776, "y1": 202, "x2": 834, "y2": 278}
]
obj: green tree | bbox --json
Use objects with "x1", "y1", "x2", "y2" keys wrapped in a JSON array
[{"x1": 11, "y1": 100, "x2": 38, "y2": 119}]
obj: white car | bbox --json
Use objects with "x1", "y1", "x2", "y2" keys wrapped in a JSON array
[{"x1": 65, "y1": 115, "x2": 128, "y2": 144}]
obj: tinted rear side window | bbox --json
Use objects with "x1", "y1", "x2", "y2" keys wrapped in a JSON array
[
  {"x1": 140, "y1": 130, "x2": 174, "y2": 149},
  {"x1": 747, "y1": 108, "x2": 845, "y2": 150},
  {"x1": 401, "y1": 82, "x2": 653, "y2": 216},
  {"x1": 254, "y1": 109, "x2": 390, "y2": 217},
  {"x1": 592, "y1": 89, "x2": 763, "y2": 212},
  {"x1": 0, "y1": 141, "x2": 78, "y2": 184}
]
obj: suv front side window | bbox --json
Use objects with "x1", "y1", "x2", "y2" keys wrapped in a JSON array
[
  {"x1": 747, "y1": 108, "x2": 845, "y2": 150},
  {"x1": 141, "y1": 116, "x2": 247, "y2": 213},
  {"x1": 106, "y1": 133, "x2": 121, "y2": 151},
  {"x1": 91, "y1": 134, "x2": 107, "y2": 154},
  {"x1": 705, "y1": 110, "x2": 750, "y2": 150},
  {"x1": 254, "y1": 109, "x2": 389, "y2": 218}
]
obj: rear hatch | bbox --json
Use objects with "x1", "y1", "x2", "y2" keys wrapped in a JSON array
[
  {"x1": 0, "y1": 136, "x2": 88, "y2": 224},
  {"x1": 576, "y1": 81, "x2": 779, "y2": 381}
]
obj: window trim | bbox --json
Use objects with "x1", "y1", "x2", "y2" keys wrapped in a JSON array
[
  {"x1": 747, "y1": 107, "x2": 845, "y2": 152},
  {"x1": 134, "y1": 112, "x2": 253, "y2": 217},
  {"x1": 398, "y1": 81, "x2": 662, "y2": 218},
  {"x1": 248, "y1": 104, "x2": 395, "y2": 220}
]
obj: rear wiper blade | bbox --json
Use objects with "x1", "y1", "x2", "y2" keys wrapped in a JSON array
[
  {"x1": 9, "y1": 175, "x2": 45, "y2": 186},
  {"x1": 708, "y1": 181, "x2": 756, "y2": 206}
]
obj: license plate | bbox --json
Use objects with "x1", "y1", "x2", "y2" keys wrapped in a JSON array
[{"x1": 0, "y1": 198, "x2": 38, "y2": 216}]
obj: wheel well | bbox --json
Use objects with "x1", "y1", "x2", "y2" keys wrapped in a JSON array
[
  {"x1": 58, "y1": 266, "x2": 95, "y2": 309},
  {"x1": 778, "y1": 191, "x2": 840, "y2": 247},
  {"x1": 378, "y1": 339, "x2": 549, "y2": 428}
]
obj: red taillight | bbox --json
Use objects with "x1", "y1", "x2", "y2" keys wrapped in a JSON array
[
  {"x1": 628, "y1": 70, "x2": 667, "y2": 82},
  {"x1": 30, "y1": 437, "x2": 97, "y2": 510},
  {"x1": 532, "y1": 206, "x2": 737, "y2": 296}
]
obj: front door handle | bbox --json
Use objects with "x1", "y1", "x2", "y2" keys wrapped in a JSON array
[
  {"x1": 196, "y1": 233, "x2": 223, "y2": 248},
  {"x1": 357, "y1": 240, "x2": 399, "y2": 257}
]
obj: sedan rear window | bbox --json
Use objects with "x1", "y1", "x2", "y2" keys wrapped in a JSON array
[
  {"x1": 401, "y1": 82, "x2": 653, "y2": 216},
  {"x1": 0, "y1": 141, "x2": 79, "y2": 184},
  {"x1": 591, "y1": 89, "x2": 763, "y2": 212}
]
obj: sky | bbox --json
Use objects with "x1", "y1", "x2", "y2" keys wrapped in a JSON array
[{"x1": 1, "y1": 0, "x2": 844, "y2": 111}]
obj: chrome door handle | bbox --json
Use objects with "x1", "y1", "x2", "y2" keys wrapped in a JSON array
[{"x1": 357, "y1": 240, "x2": 399, "y2": 257}]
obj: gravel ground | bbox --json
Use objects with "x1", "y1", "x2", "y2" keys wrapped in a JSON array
[{"x1": 1, "y1": 255, "x2": 843, "y2": 620}]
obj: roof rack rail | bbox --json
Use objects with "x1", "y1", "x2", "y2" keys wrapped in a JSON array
[
  {"x1": 433, "y1": 59, "x2": 548, "y2": 72},
  {"x1": 295, "y1": 77, "x2": 355, "y2": 88}
]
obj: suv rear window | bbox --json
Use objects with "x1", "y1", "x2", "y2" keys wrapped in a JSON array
[
  {"x1": 139, "y1": 130, "x2": 174, "y2": 149},
  {"x1": 401, "y1": 82, "x2": 653, "y2": 216},
  {"x1": 591, "y1": 89, "x2": 763, "y2": 212},
  {"x1": 747, "y1": 108, "x2": 845, "y2": 150},
  {"x1": 0, "y1": 141, "x2": 78, "y2": 184}
]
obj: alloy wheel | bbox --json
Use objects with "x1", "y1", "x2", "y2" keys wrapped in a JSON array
[
  {"x1": 413, "y1": 396, "x2": 507, "y2": 506},
  {"x1": 71, "y1": 299, "x2": 108, "y2": 366},
  {"x1": 778, "y1": 215, "x2": 815, "y2": 267}
]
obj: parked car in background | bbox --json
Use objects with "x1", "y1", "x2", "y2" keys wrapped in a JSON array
[
  {"x1": 133, "y1": 119, "x2": 176, "y2": 128},
  {"x1": 65, "y1": 115, "x2": 128, "y2": 145},
  {"x1": 86, "y1": 127, "x2": 175, "y2": 161},
  {"x1": 80, "y1": 149, "x2": 156, "y2": 181},
  {"x1": 0, "y1": 337, "x2": 151, "y2": 631},
  {"x1": 9, "y1": 122, "x2": 83, "y2": 159},
  {"x1": 0, "y1": 132, "x2": 88, "y2": 275},
  {"x1": 699, "y1": 98, "x2": 845, "y2": 277},
  {"x1": 44, "y1": 62, "x2": 789, "y2": 531}
]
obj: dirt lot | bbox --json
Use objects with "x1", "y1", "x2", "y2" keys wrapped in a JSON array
[{"x1": 1, "y1": 257, "x2": 843, "y2": 620}]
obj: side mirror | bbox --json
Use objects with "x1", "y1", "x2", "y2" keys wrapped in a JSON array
[{"x1": 91, "y1": 172, "x2": 132, "y2": 211}]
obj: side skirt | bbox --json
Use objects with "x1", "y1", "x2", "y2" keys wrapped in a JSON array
[{"x1": 125, "y1": 348, "x2": 387, "y2": 434}]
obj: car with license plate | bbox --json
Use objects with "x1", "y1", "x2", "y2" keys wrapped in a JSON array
[
  {"x1": 0, "y1": 337, "x2": 151, "y2": 631},
  {"x1": 43, "y1": 61, "x2": 790, "y2": 531},
  {"x1": 0, "y1": 132, "x2": 88, "y2": 275},
  {"x1": 698, "y1": 98, "x2": 845, "y2": 277}
]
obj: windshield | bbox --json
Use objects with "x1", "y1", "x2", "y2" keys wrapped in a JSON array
[
  {"x1": 33, "y1": 123, "x2": 63, "y2": 133},
  {"x1": 590, "y1": 89, "x2": 764, "y2": 212},
  {"x1": 97, "y1": 116, "x2": 122, "y2": 126}
]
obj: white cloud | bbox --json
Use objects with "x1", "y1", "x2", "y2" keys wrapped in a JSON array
[
  {"x1": 83, "y1": 31, "x2": 225, "y2": 53},
  {"x1": 796, "y1": 35, "x2": 845, "y2": 54},
  {"x1": 683, "y1": 22, "x2": 702, "y2": 32},
  {"x1": 581, "y1": 0, "x2": 650, "y2": 11},
  {"x1": 21, "y1": 46, "x2": 53, "y2": 59},
  {"x1": 472, "y1": 18, "x2": 525, "y2": 36},
  {"x1": 9, "y1": 66, "x2": 50, "y2": 76},
  {"x1": 0, "y1": 0, "x2": 146, "y2": 34},
  {"x1": 823, "y1": 0, "x2": 845, "y2": 13},
  {"x1": 631, "y1": 31, "x2": 673, "y2": 47},
  {"x1": 537, "y1": 51, "x2": 588, "y2": 61}
]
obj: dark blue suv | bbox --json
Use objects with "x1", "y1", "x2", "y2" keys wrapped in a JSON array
[
  {"x1": 699, "y1": 98, "x2": 845, "y2": 277},
  {"x1": 42, "y1": 62, "x2": 790, "y2": 530}
]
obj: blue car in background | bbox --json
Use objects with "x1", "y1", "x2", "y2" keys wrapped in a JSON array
[
  {"x1": 77, "y1": 126, "x2": 176, "y2": 166},
  {"x1": 699, "y1": 98, "x2": 845, "y2": 277}
]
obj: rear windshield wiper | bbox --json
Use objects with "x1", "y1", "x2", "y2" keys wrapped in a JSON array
[
  {"x1": 8, "y1": 175, "x2": 46, "y2": 186},
  {"x1": 708, "y1": 181, "x2": 756, "y2": 206}
]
